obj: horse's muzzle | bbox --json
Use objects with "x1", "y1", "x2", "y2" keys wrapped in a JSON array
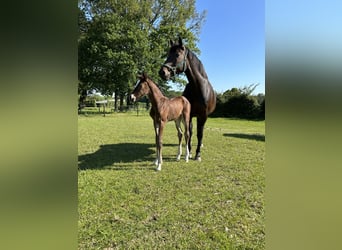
[{"x1": 159, "y1": 67, "x2": 171, "y2": 80}]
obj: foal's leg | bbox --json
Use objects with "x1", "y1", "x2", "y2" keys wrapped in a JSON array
[
  {"x1": 153, "y1": 120, "x2": 160, "y2": 166},
  {"x1": 175, "y1": 118, "x2": 183, "y2": 161},
  {"x1": 156, "y1": 121, "x2": 165, "y2": 171},
  {"x1": 195, "y1": 116, "x2": 207, "y2": 161}
]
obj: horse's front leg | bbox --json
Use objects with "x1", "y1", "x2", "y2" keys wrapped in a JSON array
[{"x1": 155, "y1": 121, "x2": 165, "y2": 171}]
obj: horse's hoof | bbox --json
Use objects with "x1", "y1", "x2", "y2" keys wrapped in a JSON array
[
  {"x1": 195, "y1": 156, "x2": 201, "y2": 162},
  {"x1": 156, "y1": 164, "x2": 161, "y2": 171}
]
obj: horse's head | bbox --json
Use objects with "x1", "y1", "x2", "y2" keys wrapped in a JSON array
[
  {"x1": 159, "y1": 37, "x2": 188, "y2": 80},
  {"x1": 130, "y1": 73, "x2": 150, "y2": 102}
]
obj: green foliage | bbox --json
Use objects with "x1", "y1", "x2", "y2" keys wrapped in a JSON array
[
  {"x1": 258, "y1": 99, "x2": 265, "y2": 119},
  {"x1": 78, "y1": 114, "x2": 265, "y2": 249},
  {"x1": 218, "y1": 87, "x2": 241, "y2": 103},
  {"x1": 239, "y1": 83, "x2": 259, "y2": 96},
  {"x1": 224, "y1": 94, "x2": 260, "y2": 119},
  {"x1": 78, "y1": 0, "x2": 206, "y2": 101},
  {"x1": 214, "y1": 86, "x2": 265, "y2": 120},
  {"x1": 165, "y1": 89, "x2": 183, "y2": 98}
]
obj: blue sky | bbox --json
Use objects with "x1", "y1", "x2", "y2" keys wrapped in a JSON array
[{"x1": 193, "y1": 0, "x2": 265, "y2": 94}]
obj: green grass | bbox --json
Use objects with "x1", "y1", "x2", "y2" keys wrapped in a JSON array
[{"x1": 78, "y1": 113, "x2": 265, "y2": 249}]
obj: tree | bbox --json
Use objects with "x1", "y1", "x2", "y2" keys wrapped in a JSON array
[
  {"x1": 223, "y1": 94, "x2": 259, "y2": 119},
  {"x1": 219, "y1": 87, "x2": 241, "y2": 103},
  {"x1": 239, "y1": 83, "x2": 259, "y2": 96},
  {"x1": 213, "y1": 84, "x2": 265, "y2": 120},
  {"x1": 78, "y1": 0, "x2": 206, "y2": 110}
]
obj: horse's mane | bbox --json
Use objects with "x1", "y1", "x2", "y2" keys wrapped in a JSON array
[{"x1": 187, "y1": 48, "x2": 208, "y2": 80}]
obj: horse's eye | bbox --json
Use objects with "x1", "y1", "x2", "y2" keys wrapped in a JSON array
[{"x1": 176, "y1": 53, "x2": 180, "y2": 58}]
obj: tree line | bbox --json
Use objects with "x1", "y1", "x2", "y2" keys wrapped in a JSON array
[
  {"x1": 213, "y1": 84, "x2": 265, "y2": 120},
  {"x1": 78, "y1": 0, "x2": 265, "y2": 120},
  {"x1": 78, "y1": 0, "x2": 206, "y2": 110}
]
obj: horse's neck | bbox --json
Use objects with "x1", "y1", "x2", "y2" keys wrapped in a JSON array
[
  {"x1": 185, "y1": 50, "x2": 208, "y2": 85},
  {"x1": 185, "y1": 50, "x2": 213, "y2": 106},
  {"x1": 146, "y1": 79, "x2": 166, "y2": 108}
]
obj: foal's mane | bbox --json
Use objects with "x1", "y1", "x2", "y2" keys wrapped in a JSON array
[{"x1": 140, "y1": 73, "x2": 168, "y2": 98}]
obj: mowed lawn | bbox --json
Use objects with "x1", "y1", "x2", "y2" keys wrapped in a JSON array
[{"x1": 78, "y1": 112, "x2": 265, "y2": 249}]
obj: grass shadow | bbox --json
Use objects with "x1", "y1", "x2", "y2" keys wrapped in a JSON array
[
  {"x1": 78, "y1": 143, "x2": 156, "y2": 170},
  {"x1": 224, "y1": 133, "x2": 265, "y2": 142},
  {"x1": 78, "y1": 143, "x2": 180, "y2": 170}
]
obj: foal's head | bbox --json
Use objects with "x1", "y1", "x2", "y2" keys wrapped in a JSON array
[
  {"x1": 130, "y1": 73, "x2": 150, "y2": 102},
  {"x1": 159, "y1": 37, "x2": 188, "y2": 80}
]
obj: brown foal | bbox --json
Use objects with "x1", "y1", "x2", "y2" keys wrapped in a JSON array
[{"x1": 130, "y1": 73, "x2": 191, "y2": 171}]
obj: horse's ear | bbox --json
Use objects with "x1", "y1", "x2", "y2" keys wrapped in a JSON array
[
  {"x1": 178, "y1": 36, "x2": 183, "y2": 46},
  {"x1": 169, "y1": 39, "x2": 174, "y2": 47},
  {"x1": 142, "y1": 72, "x2": 148, "y2": 79}
]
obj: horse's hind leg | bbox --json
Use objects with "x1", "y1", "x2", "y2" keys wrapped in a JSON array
[{"x1": 175, "y1": 119, "x2": 183, "y2": 161}]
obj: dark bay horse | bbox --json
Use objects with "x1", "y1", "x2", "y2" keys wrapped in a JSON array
[
  {"x1": 159, "y1": 37, "x2": 216, "y2": 161},
  {"x1": 130, "y1": 73, "x2": 191, "y2": 171}
]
